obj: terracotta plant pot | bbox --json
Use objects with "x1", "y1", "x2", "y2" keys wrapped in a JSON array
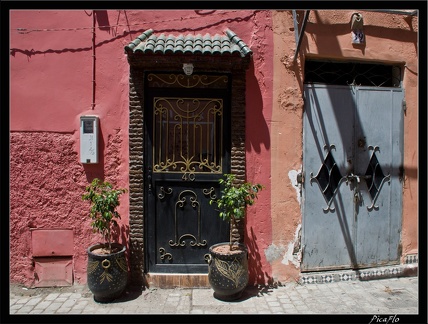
[
  {"x1": 87, "y1": 243, "x2": 128, "y2": 302},
  {"x1": 207, "y1": 242, "x2": 249, "y2": 301}
]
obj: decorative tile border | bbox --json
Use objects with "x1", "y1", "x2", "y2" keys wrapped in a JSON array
[
  {"x1": 299, "y1": 261, "x2": 418, "y2": 285},
  {"x1": 405, "y1": 254, "x2": 418, "y2": 264}
]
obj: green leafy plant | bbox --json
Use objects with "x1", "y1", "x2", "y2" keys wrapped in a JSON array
[
  {"x1": 82, "y1": 178, "x2": 127, "y2": 251},
  {"x1": 210, "y1": 174, "x2": 264, "y2": 250}
]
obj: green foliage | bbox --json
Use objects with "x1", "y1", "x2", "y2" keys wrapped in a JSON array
[
  {"x1": 210, "y1": 174, "x2": 264, "y2": 245},
  {"x1": 82, "y1": 178, "x2": 127, "y2": 249}
]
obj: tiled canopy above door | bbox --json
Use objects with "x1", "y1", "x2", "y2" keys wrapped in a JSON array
[{"x1": 124, "y1": 28, "x2": 252, "y2": 57}]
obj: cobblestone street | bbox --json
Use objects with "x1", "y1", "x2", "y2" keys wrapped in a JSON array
[{"x1": 7, "y1": 276, "x2": 423, "y2": 323}]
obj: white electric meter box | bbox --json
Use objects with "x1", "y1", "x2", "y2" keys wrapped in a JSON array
[{"x1": 80, "y1": 116, "x2": 99, "y2": 164}]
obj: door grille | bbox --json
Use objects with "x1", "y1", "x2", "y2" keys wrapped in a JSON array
[
  {"x1": 152, "y1": 97, "x2": 223, "y2": 175},
  {"x1": 304, "y1": 60, "x2": 401, "y2": 87}
]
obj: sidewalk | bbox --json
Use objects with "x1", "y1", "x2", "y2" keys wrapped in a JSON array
[{"x1": 8, "y1": 276, "x2": 422, "y2": 321}]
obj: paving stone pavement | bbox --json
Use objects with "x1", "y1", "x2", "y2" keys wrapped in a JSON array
[{"x1": 7, "y1": 276, "x2": 425, "y2": 323}]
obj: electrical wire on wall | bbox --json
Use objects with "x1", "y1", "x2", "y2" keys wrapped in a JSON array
[
  {"x1": 91, "y1": 10, "x2": 96, "y2": 110},
  {"x1": 12, "y1": 9, "x2": 251, "y2": 111},
  {"x1": 84, "y1": 10, "x2": 96, "y2": 110}
]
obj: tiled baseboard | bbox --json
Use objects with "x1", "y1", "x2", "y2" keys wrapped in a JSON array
[
  {"x1": 404, "y1": 253, "x2": 418, "y2": 264},
  {"x1": 300, "y1": 262, "x2": 418, "y2": 285}
]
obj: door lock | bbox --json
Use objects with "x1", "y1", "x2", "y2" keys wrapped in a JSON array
[
  {"x1": 353, "y1": 190, "x2": 362, "y2": 204},
  {"x1": 346, "y1": 173, "x2": 371, "y2": 183}
]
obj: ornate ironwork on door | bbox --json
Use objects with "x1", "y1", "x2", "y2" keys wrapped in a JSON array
[
  {"x1": 364, "y1": 145, "x2": 391, "y2": 210},
  {"x1": 147, "y1": 73, "x2": 229, "y2": 89},
  {"x1": 152, "y1": 96, "x2": 223, "y2": 178},
  {"x1": 310, "y1": 144, "x2": 390, "y2": 211},
  {"x1": 153, "y1": 184, "x2": 223, "y2": 268},
  {"x1": 310, "y1": 144, "x2": 345, "y2": 212},
  {"x1": 169, "y1": 189, "x2": 207, "y2": 247}
]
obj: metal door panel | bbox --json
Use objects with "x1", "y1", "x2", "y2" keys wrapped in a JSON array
[
  {"x1": 302, "y1": 84, "x2": 403, "y2": 271},
  {"x1": 302, "y1": 85, "x2": 356, "y2": 271},
  {"x1": 151, "y1": 180, "x2": 226, "y2": 273},
  {"x1": 145, "y1": 73, "x2": 231, "y2": 274},
  {"x1": 354, "y1": 88, "x2": 403, "y2": 266}
]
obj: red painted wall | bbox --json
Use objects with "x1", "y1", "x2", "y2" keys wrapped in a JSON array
[
  {"x1": 245, "y1": 11, "x2": 274, "y2": 284},
  {"x1": 10, "y1": 9, "x2": 273, "y2": 286}
]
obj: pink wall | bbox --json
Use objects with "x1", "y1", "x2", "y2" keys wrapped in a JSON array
[
  {"x1": 10, "y1": 10, "x2": 274, "y2": 286},
  {"x1": 245, "y1": 11, "x2": 274, "y2": 285},
  {"x1": 10, "y1": 10, "x2": 133, "y2": 286}
]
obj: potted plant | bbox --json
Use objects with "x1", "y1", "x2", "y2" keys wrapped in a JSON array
[
  {"x1": 82, "y1": 178, "x2": 128, "y2": 302},
  {"x1": 207, "y1": 173, "x2": 264, "y2": 301}
]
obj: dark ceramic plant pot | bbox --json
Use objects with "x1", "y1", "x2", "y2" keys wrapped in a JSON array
[
  {"x1": 87, "y1": 243, "x2": 128, "y2": 303},
  {"x1": 207, "y1": 242, "x2": 249, "y2": 301}
]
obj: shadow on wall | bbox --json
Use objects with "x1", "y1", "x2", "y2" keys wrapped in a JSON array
[
  {"x1": 94, "y1": 10, "x2": 111, "y2": 32},
  {"x1": 111, "y1": 223, "x2": 129, "y2": 249},
  {"x1": 10, "y1": 11, "x2": 260, "y2": 59},
  {"x1": 246, "y1": 60, "x2": 270, "y2": 154},
  {"x1": 112, "y1": 223, "x2": 130, "y2": 269},
  {"x1": 247, "y1": 227, "x2": 275, "y2": 286}
]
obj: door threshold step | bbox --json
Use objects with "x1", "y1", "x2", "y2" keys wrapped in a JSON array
[
  {"x1": 145, "y1": 273, "x2": 210, "y2": 288},
  {"x1": 299, "y1": 263, "x2": 418, "y2": 285}
]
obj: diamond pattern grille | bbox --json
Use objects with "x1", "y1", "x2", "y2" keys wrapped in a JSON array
[
  {"x1": 310, "y1": 146, "x2": 344, "y2": 211},
  {"x1": 310, "y1": 145, "x2": 390, "y2": 211},
  {"x1": 315, "y1": 150, "x2": 342, "y2": 204},
  {"x1": 364, "y1": 147, "x2": 391, "y2": 210},
  {"x1": 365, "y1": 152, "x2": 385, "y2": 201}
]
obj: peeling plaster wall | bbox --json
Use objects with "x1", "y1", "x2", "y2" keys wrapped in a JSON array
[
  {"x1": 288, "y1": 169, "x2": 302, "y2": 205},
  {"x1": 281, "y1": 223, "x2": 302, "y2": 268},
  {"x1": 270, "y1": 11, "x2": 305, "y2": 283}
]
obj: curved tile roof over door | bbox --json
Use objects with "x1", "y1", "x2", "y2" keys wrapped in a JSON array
[{"x1": 124, "y1": 29, "x2": 252, "y2": 58}]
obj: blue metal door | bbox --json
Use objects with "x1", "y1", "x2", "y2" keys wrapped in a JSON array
[{"x1": 302, "y1": 84, "x2": 404, "y2": 271}]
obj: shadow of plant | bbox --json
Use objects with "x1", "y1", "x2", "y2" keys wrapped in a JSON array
[{"x1": 223, "y1": 282, "x2": 286, "y2": 303}]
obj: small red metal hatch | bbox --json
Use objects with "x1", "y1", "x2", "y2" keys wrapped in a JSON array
[{"x1": 31, "y1": 228, "x2": 74, "y2": 287}]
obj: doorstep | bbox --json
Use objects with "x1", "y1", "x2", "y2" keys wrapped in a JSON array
[{"x1": 145, "y1": 273, "x2": 210, "y2": 288}]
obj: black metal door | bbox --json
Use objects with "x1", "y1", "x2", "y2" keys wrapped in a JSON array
[{"x1": 145, "y1": 73, "x2": 231, "y2": 273}]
